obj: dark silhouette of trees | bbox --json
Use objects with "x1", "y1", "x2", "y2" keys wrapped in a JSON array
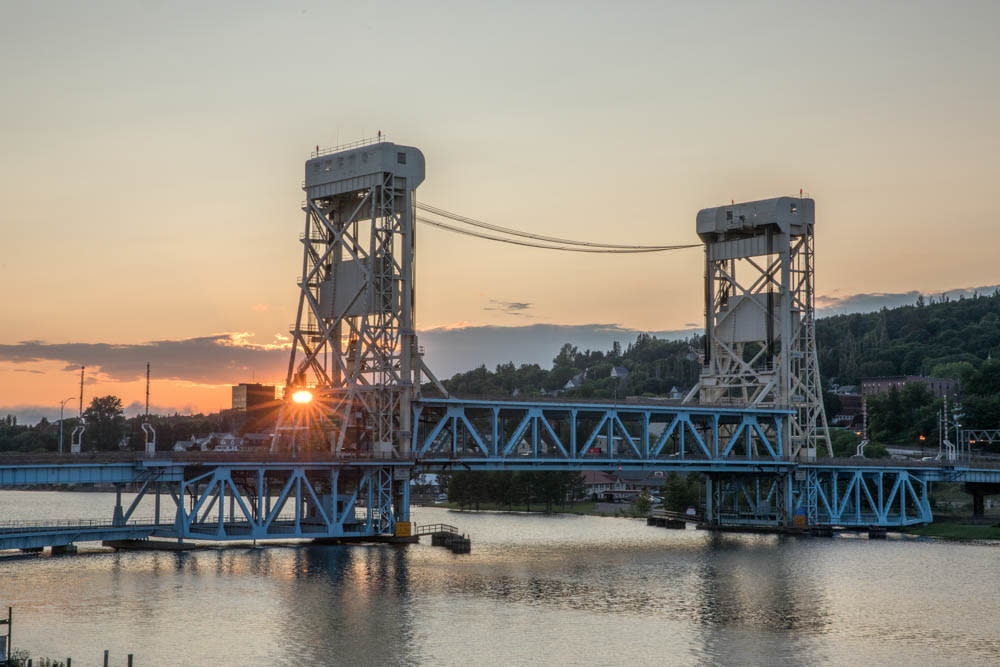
[{"x1": 83, "y1": 395, "x2": 127, "y2": 451}]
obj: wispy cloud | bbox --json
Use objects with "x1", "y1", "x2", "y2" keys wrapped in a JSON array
[
  {"x1": 0, "y1": 333, "x2": 289, "y2": 385},
  {"x1": 484, "y1": 300, "x2": 533, "y2": 316}
]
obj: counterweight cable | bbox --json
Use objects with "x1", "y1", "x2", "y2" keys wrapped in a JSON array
[
  {"x1": 417, "y1": 202, "x2": 696, "y2": 251},
  {"x1": 417, "y1": 216, "x2": 697, "y2": 253}
]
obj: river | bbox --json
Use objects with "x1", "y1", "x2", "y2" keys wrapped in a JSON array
[{"x1": 1, "y1": 490, "x2": 998, "y2": 666}]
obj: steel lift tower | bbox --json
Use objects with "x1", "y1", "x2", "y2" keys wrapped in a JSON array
[
  {"x1": 685, "y1": 197, "x2": 831, "y2": 461},
  {"x1": 275, "y1": 139, "x2": 438, "y2": 458}
]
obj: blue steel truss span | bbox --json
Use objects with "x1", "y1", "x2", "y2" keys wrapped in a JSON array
[
  {"x1": 2, "y1": 399, "x2": 1000, "y2": 551},
  {"x1": 412, "y1": 398, "x2": 792, "y2": 470}
]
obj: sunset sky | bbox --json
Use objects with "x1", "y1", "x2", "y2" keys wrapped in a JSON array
[{"x1": 2, "y1": 1, "x2": 999, "y2": 420}]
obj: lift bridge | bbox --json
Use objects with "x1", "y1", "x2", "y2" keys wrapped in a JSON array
[{"x1": 3, "y1": 139, "x2": 1000, "y2": 553}]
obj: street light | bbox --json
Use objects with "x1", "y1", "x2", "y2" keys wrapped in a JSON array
[{"x1": 57, "y1": 396, "x2": 75, "y2": 456}]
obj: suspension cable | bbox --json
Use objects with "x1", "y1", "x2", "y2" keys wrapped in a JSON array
[
  {"x1": 417, "y1": 202, "x2": 691, "y2": 250},
  {"x1": 417, "y1": 216, "x2": 698, "y2": 253}
]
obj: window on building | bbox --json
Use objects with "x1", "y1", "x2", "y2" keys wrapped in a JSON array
[{"x1": 397, "y1": 152, "x2": 406, "y2": 164}]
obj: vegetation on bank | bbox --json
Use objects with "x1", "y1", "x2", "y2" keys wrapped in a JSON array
[
  {"x1": 0, "y1": 400, "x2": 238, "y2": 454},
  {"x1": 435, "y1": 500, "x2": 600, "y2": 515},
  {"x1": 903, "y1": 523, "x2": 1000, "y2": 540}
]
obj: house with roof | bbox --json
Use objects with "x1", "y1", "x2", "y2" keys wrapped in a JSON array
[
  {"x1": 563, "y1": 373, "x2": 585, "y2": 390},
  {"x1": 610, "y1": 366, "x2": 629, "y2": 380}
]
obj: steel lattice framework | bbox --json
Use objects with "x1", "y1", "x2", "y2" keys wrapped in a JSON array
[
  {"x1": 413, "y1": 398, "x2": 791, "y2": 469},
  {"x1": 685, "y1": 197, "x2": 831, "y2": 460},
  {"x1": 275, "y1": 140, "x2": 443, "y2": 458}
]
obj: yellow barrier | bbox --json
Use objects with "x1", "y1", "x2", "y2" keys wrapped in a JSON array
[{"x1": 395, "y1": 521, "x2": 412, "y2": 537}]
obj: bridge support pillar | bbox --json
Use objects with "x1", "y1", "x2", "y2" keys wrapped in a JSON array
[
  {"x1": 113, "y1": 484, "x2": 125, "y2": 527},
  {"x1": 704, "y1": 476, "x2": 715, "y2": 525},
  {"x1": 783, "y1": 473, "x2": 794, "y2": 527},
  {"x1": 398, "y1": 472, "x2": 411, "y2": 523},
  {"x1": 964, "y1": 482, "x2": 1000, "y2": 518},
  {"x1": 972, "y1": 493, "x2": 985, "y2": 518}
]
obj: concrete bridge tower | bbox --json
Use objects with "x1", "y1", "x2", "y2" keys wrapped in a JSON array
[{"x1": 685, "y1": 196, "x2": 831, "y2": 460}]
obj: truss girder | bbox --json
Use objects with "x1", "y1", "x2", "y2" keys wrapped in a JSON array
[
  {"x1": 155, "y1": 464, "x2": 402, "y2": 541},
  {"x1": 412, "y1": 399, "x2": 788, "y2": 468},
  {"x1": 793, "y1": 467, "x2": 933, "y2": 526},
  {"x1": 712, "y1": 475, "x2": 786, "y2": 526}
]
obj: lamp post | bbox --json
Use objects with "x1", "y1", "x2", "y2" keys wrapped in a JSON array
[{"x1": 58, "y1": 395, "x2": 75, "y2": 456}]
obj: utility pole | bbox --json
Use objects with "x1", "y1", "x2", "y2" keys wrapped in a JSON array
[
  {"x1": 58, "y1": 395, "x2": 74, "y2": 455},
  {"x1": 70, "y1": 366, "x2": 86, "y2": 454}
]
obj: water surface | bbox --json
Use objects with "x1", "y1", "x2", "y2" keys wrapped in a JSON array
[{"x1": 1, "y1": 491, "x2": 998, "y2": 665}]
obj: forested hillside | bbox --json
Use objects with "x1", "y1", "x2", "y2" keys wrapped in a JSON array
[
  {"x1": 441, "y1": 290, "x2": 1000, "y2": 443},
  {"x1": 817, "y1": 290, "x2": 1000, "y2": 385}
]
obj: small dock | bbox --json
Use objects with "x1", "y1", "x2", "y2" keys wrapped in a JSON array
[
  {"x1": 415, "y1": 523, "x2": 471, "y2": 554},
  {"x1": 646, "y1": 509, "x2": 699, "y2": 530},
  {"x1": 646, "y1": 510, "x2": 889, "y2": 539}
]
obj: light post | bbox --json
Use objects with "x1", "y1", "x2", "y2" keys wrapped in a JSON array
[{"x1": 58, "y1": 395, "x2": 75, "y2": 455}]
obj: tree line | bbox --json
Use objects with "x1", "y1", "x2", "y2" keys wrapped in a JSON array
[{"x1": 0, "y1": 396, "x2": 234, "y2": 454}]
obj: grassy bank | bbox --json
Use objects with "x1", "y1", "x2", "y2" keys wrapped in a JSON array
[
  {"x1": 426, "y1": 501, "x2": 634, "y2": 516},
  {"x1": 903, "y1": 522, "x2": 1000, "y2": 540}
]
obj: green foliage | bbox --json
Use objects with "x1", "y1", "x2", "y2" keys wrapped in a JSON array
[
  {"x1": 83, "y1": 395, "x2": 127, "y2": 451},
  {"x1": 0, "y1": 415, "x2": 58, "y2": 453},
  {"x1": 904, "y1": 523, "x2": 1000, "y2": 540},
  {"x1": 0, "y1": 401, "x2": 240, "y2": 455},
  {"x1": 661, "y1": 472, "x2": 702, "y2": 512},
  {"x1": 829, "y1": 428, "x2": 886, "y2": 458},
  {"x1": 817, "y1": 290, "x2": 1000, "y2": 386},
  {"x1": 441, "y1": 333, "x2": 701, "y2": 401},
  {"x1": 631, "y1": 490, "x2": 653, "y2": 515},
  {"x1": 867, "y1": 383, "x2": 940, "y2": 445},
  {"x1": 8, "y1": 650, "x2": 67, "y2": 667},
  {"x1": 446, "y1": 470, "x2": 586, "y2": 512}
]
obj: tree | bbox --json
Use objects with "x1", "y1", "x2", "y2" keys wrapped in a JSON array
[
  {"x1": 661, "y1": 472, "x2": 701, "y2": 512},
  {"x1": 631, "y1": 490, "x2": 652, "y2": 516},
  {"x1": 83, "y1": 395, "x2": 127, "y2": 451}
]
